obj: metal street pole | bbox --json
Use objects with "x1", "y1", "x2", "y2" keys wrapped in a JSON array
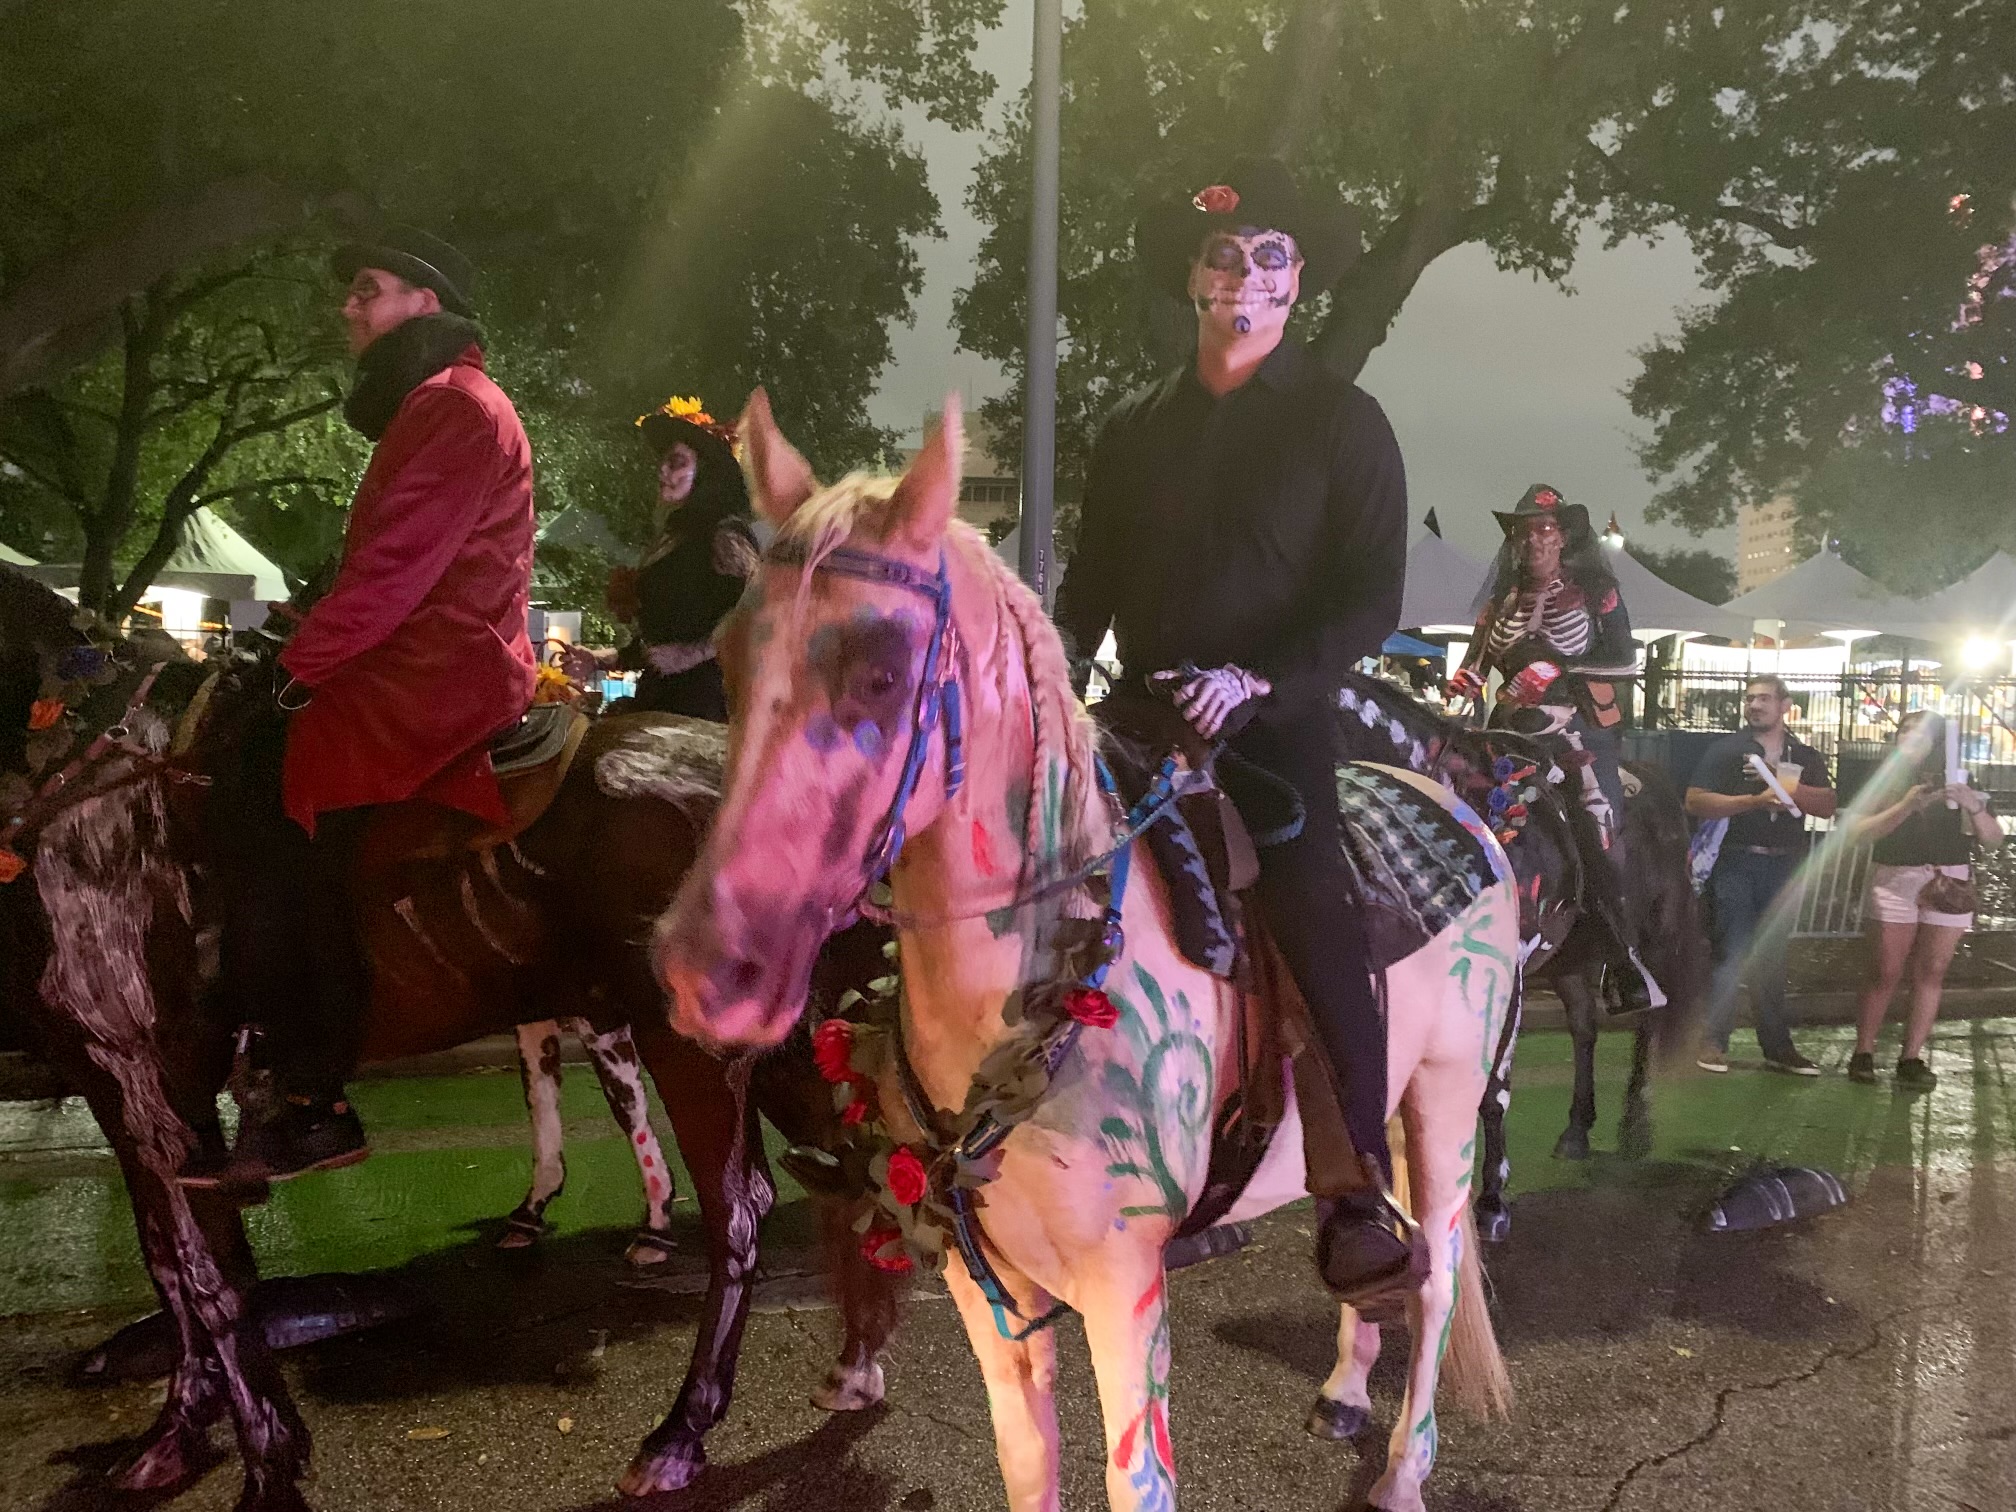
[{"x1": 1017, "y1": 0, "x2": 1062, "y2": 602}]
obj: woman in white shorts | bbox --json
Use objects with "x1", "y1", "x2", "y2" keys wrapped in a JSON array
[{"x1": 1849, "y1": 711, "x2": 2003, "y2": 1090}]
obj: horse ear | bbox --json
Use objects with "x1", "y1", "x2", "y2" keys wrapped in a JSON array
[
  {"x1": 891, "y1": 393, "x2": 961, "y2": 551},
  {"x1": 739, "y1": 387, "x2": 818, "y2": 525}
]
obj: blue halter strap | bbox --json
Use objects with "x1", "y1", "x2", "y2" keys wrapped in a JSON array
[{"x1": 762, "y1": 540, "x2": 966, "y2": 905}]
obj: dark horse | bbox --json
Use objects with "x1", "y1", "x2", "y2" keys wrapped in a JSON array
[
  {"x1": 1334, "y1": 672, "x2": 1704, "y2": 1236},
  {"x1": 0, "y1": 564, "x2": 897, "y2": 1509}
]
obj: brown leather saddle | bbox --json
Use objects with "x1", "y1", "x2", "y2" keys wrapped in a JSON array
[{"x1": 355, "y1": 703, "x2": 592, "y2": 874}]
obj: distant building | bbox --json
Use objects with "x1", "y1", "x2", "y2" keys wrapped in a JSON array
[
  {"x1": 1736, "y1": 496, "x2": 1804, "y2": 594},
  {"x1": 905, "y1": 410, "x2": 1021, "y2": 541}
]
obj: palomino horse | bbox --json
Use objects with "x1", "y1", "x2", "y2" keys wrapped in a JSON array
[
  {"x1": 1332, "y1": 672, "x2": 1704, "y2": 1213},
  {"x1": 658, "y1": 394, "x2": 1517, "y2": 1512},
  {"x1": 0, "y1": 564, "x2": 896, "y2": 1510}
]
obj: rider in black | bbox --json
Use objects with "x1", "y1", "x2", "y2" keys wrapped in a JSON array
[
  {"x1": 1449, "y1": 484, "x2": 1661, "y2": 1012},
  {"x1": 1055, "y1": 157, "x2": 1418, "y2": 1304}
]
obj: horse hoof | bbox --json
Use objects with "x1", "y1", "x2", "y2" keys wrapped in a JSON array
[
  {"x1": 109, "y1": 1423, "x2": 216, "y2": 1493},
  {"x1": 624, "y1": 1233, "x2": 676, "y2": 1268},
  {"x1": 1618, "y1": 1121, "x2": 1653, "y2": 1161},
  {"x1": 1304, "y1": 1395, "x2": 1370, "y2": 1440},
  {"x1": 1553, "y1": 1128, "x2": 1590, "y2": 1161},
  {"x1": 232, "y1": 1479, "x2": 313, "y2": 1512},
  {"x1": 812, "y1": 1359, "x2": 886, "y2": 1412},
  {"x1": 1476, "y1": 1203, "x2": 1512, "y2": 1245},
  {"x1": 618, "y1": 1447, "x2": 703, "y2": 1497}
]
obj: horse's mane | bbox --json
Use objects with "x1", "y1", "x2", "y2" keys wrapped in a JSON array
[{"x1": 776, "y1": 476, "x2": 1106, "y2": 876}]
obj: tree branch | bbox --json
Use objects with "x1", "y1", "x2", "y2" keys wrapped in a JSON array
[{"x1": 1586, "y1": 142, "x2": 1811, "y2": 250}]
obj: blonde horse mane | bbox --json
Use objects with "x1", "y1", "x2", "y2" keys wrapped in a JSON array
[{"x1": 774, "y1": 473, "x2": 1106, "y2": 877}]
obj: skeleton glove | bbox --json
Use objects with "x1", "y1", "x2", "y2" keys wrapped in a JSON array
[{"x1": 1163, "y1": 663, "x2": 1273, "y2": 739}]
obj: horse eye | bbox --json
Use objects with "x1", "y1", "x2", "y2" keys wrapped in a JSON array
[{"x1": 861, "y1": 667, "x2": 898, "y2": 697}]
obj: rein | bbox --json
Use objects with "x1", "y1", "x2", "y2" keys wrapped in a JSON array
[{"x1": 1, "y1": 660, "x2": 202, "y2": 880}]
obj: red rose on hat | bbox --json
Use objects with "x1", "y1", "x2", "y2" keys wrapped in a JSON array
[
  {"x1": 1534, "y1": 489, "x2": 1560, "y2": 509},
  {"x1": 1193, "y1": 184, "x2": 1241, "y2": 215}
]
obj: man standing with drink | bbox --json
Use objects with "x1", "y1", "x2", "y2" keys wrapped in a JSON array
[{"x1": 1685, "y1": 675, "x2": 1838, "y2": 1073}]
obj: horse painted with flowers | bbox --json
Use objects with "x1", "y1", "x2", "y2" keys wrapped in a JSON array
[{"x1": 657, "y1": 393, "x2": 1517, "y2": 1512}]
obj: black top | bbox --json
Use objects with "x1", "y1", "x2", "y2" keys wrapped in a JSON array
[
  {"x1": 1688, "y1": 730, "x2": 1833, "y2": 852},
  {"x1": 623, "y1": 513, "x2": 758, "y2": 720},
  {"x1": 1054, "y1": 339, "x2": 1407, "y2": 729},
  {"x1": 1873, "y1": 800, "x2": 1977, "y2": 868}
]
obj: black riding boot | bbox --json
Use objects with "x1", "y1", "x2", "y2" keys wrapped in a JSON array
[
  {"x1": 1229, "y1": 720, "x2": 1424, "y2": 1308},
  {"x1": 182, "y1": 714, "x2": 369, "y2": 1187},
  {"x1": 1567, "y1": 725, "x2": 1663, "y2": 1017}
]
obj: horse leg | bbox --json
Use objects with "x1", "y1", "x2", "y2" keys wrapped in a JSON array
[
  {"x1": 1473, "y1": 967, "x2": 1522, "y2": 1243},
  {"x1": 942, "y1": 1256, "x2": 1063, "y2": 1512},
  {"x1": 809, "y1": 1194, "x2": 895, "y2": 1411},
  {"x1": 1618, "y1": 1020, "x2": 1655, "y2": 1160},
  {"x1": 572, "y1": 1017, "x2": 678, "y2": 1266},
  {"x1": 101, "y1": 1057, "x2": 311, "y2": 1512},
  {"x1": 1552, "y1": 971, "x2": 1598, "y2": 1161},
  {"x1": 618, "y1": 1033, "x2": 773, "y2": 1496},
  {"x1": 499, "y1": 1021, "x2": 566, "y2": 1250},
  {"x1": 1367, "y1": 1077, "x2": 1506, "y2": 1512},
  {"x1": 1081, "y1": 1248, "x2": 1181, "y2": 1512},
  {"x1": 1306, "y1": 1304, "x2": 1380, "y2": 1439}
]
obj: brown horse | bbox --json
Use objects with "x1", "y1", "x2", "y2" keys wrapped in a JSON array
[{"x1": 0, "y1": 563, "x2": 897, "y2": 1510}]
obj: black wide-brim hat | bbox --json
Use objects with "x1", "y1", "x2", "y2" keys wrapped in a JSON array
[
  {"x1": 637, "y1": 404, "x2": 738, "y2": 471},
  {"x1": 1134, "y1": 156, "x2": 1362, "y2": 302},
  {"x1": 1493, "y1": 483, "x2": 1593, "y2": 543},
  {"x1": 331, "y1": 224, "x2": 477, "y2": 318}
]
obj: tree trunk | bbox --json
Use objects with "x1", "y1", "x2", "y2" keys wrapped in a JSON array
[
  {"x1": 78, "y1": 296, "x2": 165, "y2": 618},
  {"x1": 1311, "y1": 188, "x2": 1472, "y2": 383},
  {"x1": 1266, "y1": 0, "x2": 1348, "y2": 162}
]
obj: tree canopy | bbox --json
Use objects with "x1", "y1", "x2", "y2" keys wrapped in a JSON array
[
  {"x1": 0, "y1": 0, "x2": 974, "y2": 614},
  {"x1": 953, "y1": 0, "x2": 2014, "y2": 583}
]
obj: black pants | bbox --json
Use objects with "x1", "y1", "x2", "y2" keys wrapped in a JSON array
[
  {"x1": 1227, "y1": 714, "x2": 1391, "y2": 1188},
  {"x1": 212, "y1": 708, "x2": 369, "y2": 1095}
]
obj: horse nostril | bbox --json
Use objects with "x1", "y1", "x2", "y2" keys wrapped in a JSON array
[{"x1": 728, "y1": 957, "x2": 764, "y2": 995}]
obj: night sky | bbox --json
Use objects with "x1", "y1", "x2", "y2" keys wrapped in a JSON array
[{"x1": 870, "y1": 5, "x2": 1733, "y2": 565}]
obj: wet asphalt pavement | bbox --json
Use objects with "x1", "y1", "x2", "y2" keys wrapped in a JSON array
[{"x1": 3, "y1": 1020, "x2": 2013, "y2": 1512}]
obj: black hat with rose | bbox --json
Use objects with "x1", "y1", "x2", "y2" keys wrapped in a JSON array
[{"x1": 1133, "y1": 156, "x2": 1362, "y2": 302}]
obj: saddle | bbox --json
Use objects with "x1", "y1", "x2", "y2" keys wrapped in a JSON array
[{"x1": 355, "y1": 703, "x2": 592, "y2": 874}]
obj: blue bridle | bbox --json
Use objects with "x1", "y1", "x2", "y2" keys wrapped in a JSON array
[{"x1": 762, "y1": 540, "x2": 966, "y2": 906}]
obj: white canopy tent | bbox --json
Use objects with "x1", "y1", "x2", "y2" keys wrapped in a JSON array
[
  {"x1": 1602, "y1": 540, "x2": 1748, "y2": 640},
  {"x1": 1721, "y1": 544, "x2": 1923, "y2": 640},
  {"x1": 1, "y1": 541, "x2": 35, "y2": 566},
  {"x1": 24, "y1": 508, "x2": 290, "y2": 635},
  {"x1": 1399, "y1": 530, "x2": 1489, "y2": 632},
  {"x1": 1894, "y1": 551, "x2": 2016, "y2": 644}
]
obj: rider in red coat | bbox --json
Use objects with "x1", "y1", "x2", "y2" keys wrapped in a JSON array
[
  {"x1": 279, "y1": 344, "x2": 535, "y2": 833},
  {"x1": 188, "y1": 227, "x2": 535, "y2": 1187}
]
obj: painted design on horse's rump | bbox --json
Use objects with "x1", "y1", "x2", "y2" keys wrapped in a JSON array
[
  {"x1": 591, "y1": 718, "x2": 726, "y2": 810},
  {"x1": 1097, "y1": 964, "x2": 1214, "y2": 1223},
  {"x1": 1450, "y1": 910, "x2": 1515, "y2": 1073}
]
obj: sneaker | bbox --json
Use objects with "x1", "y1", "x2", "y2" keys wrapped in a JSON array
[
  {"x1": 1763, "y1": 1050, "x2": 1823, "y2": 1077},
  {"x1": 1696, "y1": 1047, "x2": 1730, "y2": 1074},
  {"x1": 1847, "y1": 1052, "x2": 1877, "y2": 1084},
  {"x1": 182, "y1": 1095, "x2": 367, "y2": 1188},
  {"x1": 1895, "y1": 1057, "x2": 1938, "y2": 1092}
]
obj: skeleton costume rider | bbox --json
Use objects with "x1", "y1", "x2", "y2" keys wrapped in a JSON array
[
  {"x1": 1055, "y1": 158, "x2": 1419, "y2": 1305},
  {"x1": 1449, "y1": 484, "x2": 1660, "y2": 1012}
]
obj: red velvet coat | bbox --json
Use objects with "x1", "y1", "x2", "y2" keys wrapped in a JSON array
[{"x1": 279, "y1": 346, "x2": 536, "y2": 833}]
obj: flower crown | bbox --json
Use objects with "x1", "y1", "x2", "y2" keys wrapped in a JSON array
[{"x1": 636, "y1": 394, "x2": 739, "y2": 450}]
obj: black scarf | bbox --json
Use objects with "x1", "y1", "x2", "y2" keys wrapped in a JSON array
[{"x1": 344, "y1": 313, "x2": 486, "y2": 440}]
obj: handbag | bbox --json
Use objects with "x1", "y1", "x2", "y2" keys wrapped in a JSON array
[{"x1": 1918, "y1": 868, "x2": 1977, "y2": 916}]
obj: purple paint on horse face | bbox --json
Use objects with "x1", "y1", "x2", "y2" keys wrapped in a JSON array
[{"x1": 805, "y1": 611, "x2": 918, "y2": 767}]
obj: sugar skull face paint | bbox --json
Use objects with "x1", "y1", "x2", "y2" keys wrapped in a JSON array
[{"x1": 1188, "y1": 227, "x2": 1302, "y2": 340}]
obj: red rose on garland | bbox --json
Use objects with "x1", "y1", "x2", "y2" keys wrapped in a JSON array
[
  {"x1": 885, "y1": 1146, "x2": 929, "y2": 1206},
  {"x1": 27, "y1": 698, "x2": 64, "y2": 731},
  {"x1": 813, "y1": 1019, "x2": 855, "y2": 1083},
  {"x1": 841, "y1": 1095, "x2": 873, "y2": 1127},
  {"x1": 860, "y1": 1227, "x2": 913, "y2": 1275},
  {"x1": 1063, "y1": 986, "x2": 1120, "y2": 1030}
]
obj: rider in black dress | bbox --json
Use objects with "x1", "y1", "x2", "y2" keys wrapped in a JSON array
[{"x1": 569, "y1": 397, "x2": 758, "y2": 719}]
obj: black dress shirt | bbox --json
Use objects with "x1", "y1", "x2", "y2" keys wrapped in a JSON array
[
  {"x1": 1054, "y1": 339, "x2": 1408, "y2": 728},
  {"x1": 1689, "y1": 731, "x2": 1832, "y2": 852}
]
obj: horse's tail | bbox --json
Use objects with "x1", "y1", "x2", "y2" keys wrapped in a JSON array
[
  {"x1": 1443, "y1": 1202, "x2": 1513, "y2": 1420},
  {"x1": 1622, "y1": 761, "x2": 1708, "y2": 1063}
]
